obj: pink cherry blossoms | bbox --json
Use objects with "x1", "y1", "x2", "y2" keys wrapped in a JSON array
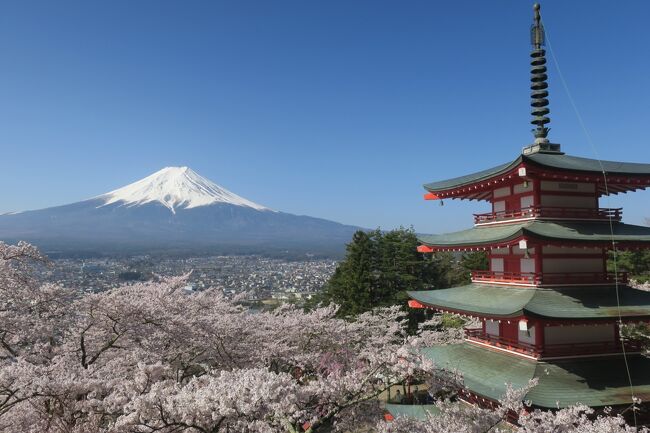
[
  {"x1": 0, "y1": 242, "x2": 645, "y2": 432},
  {"x1": 0, "y1": 242, "x2": 436, "y2": 432}
]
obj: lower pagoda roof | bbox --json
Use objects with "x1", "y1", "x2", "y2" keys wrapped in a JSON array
[
  {"x1": 418, "y1": 220, "x2": 650, "y2": 250},
  {"x1": 422, "y1": 343, "x2": 650, "y2": 408},
  {"x1": 407, "y1": 284, "x2": 650, "y2": 319}
]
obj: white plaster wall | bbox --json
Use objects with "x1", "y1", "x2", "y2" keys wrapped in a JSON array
[
  {"x1": 486, "y1": 320, "x2": 500, "y2": 336},
  {"x1": 543, "y1": 258, "x2": 603, "y2": 273},
  {"x1": 520, "y1": 258, "x2": 536, "y2": 273},
  {"x1": 540, "y1": 195, "x2": 596, "y2": 209},
  {"x1": 491, "y1": 247, "x2": 509, "y2": 255},
  {"x1": 493, "y1": 187, "x2": 511, "y2": 198},
  {"x1": 518, "y1": 324, "x2": 536, "y2": 345},
  {"x1": 493, "y1": 200, "x2": 506, "y2": 213},
  {"x1": 540, "y1": 181, "x2": 596, "y2": 193},
  {"x1": 543, "y1": 246, "x2": 602, "y2": 255},
  {"x1": 514, "y1": 182, "x2": 533, "y2": 194},
  {"x1": 520, "y1": 195, "x2": 534, "y2": 209},
  {"x1": 544, "y1": 324, "x2": 615, "y2": 344},
  {"x1": 512, "y1": 246, "x2": 535, "y2": 255},
  {"x1": 491, "y1": 258, "x2": 504, "y2": 272}
]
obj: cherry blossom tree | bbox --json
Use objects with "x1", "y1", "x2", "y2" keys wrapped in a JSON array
[
  {"x1": 0, "y1": 242, "x2": 439, "y2": 432},
  {"x1": 0, "y1": 241, "x2": 645, "y2": 433}
]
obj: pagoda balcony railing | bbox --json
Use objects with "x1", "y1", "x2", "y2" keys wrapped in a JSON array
[
  {"x1": 473, "y1": 206, "x2": 622, "y2": 225},
  {"x1": 465, "y1": 328, "x2": 643, "y2": 358},
  {"x1": 471, "y1": 270, "x2": 628, "y2": 286}
]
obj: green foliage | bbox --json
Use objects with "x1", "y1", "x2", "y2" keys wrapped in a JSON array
[
  {"x1": 441, "y1": 251, "x2": 489, "y2": 286},
  {"x1": 620, "y1": 322, "x2": 650, "y2": 344},
  {"x1": 321, "y1": 228, "x2": 425, "y2": 317},
  {"x1": 319, "y1": 227, "x2": 488, "y2": 318},
  {"x1": 608, "y1": 250, "x2": 650, "y2": 282},
  {"x1": 461, "y1": 251, "x2": 489, "y2": 273},
  {"x1": 440, "y1": 312, "x2": 465, "y2": 329}
]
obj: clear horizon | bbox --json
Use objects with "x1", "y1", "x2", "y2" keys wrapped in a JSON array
[{"x1": 2, "y1": 0, "x2": 650, "y2": 233}]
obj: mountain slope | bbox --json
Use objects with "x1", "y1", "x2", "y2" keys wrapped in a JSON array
[{"x1": 0, "y1": 167, "x2": 359, "y2": 256}]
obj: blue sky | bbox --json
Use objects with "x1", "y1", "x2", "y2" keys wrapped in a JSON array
[{"x1": 1, "y1": 0, "x2": 649, "y2": 233}]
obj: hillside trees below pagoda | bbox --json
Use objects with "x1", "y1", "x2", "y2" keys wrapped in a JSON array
[
  {"x1": 320, "y1": 228, "x2": 488, "y2": 318},
  {"x1": 610, "y1": 249, "x2": 650, "y2": 283},
  {"x1": 607, "y1": 218, "x2": 650, "y2": 283}
]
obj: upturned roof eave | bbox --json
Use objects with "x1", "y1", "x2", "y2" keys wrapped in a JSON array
[
  {"x1": 407, "y1": 286, "x2": 532, "y2": 318},
  {"x1": 417, "y1": 222, "x2": 526, "y2": 249},
  {"x1": 422, "y1": 152, "x2": 650, "y2": 194},
  {"x1": 417, "y1": 228, "x2": 525, "y2": 249},
  {"x1": 407, "y1": 295, "x2": 650, "y2": 321},
  {"x1": 408, "y1": 285, "x2": 650, "y2": 320},
  {"x1": 525, "y1": 152, "x2": 650, "y2": 176},
  {"x1": 422, "y1": 156, "x2": 522, "y2": 193},
  {"x1": 417, "y1": 221, "x2": 650, "y2": 250}
]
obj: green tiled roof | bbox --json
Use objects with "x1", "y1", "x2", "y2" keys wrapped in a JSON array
[
  {"x1": 423, "y1": 160, "x2": 516, "y2": 192},
  {"x1": 422, "y1": 344, "x2": 535, "y2": 401},
  {"x1": 418, "y1": 221, "x2": 650, "y2": 248},
  {"x1": 384, "y1": 404, "x2": 440, "y2": 420},
  {"x1": 422, "y1": 343, "x2": 650, "y2": 408},
  {"x1": 408, "y1": 284, "x2": 650, "y2": 319},
  {"x1": 424, "y1": 153, "x2": 650, "y2": 192},
  {"x1": 409, "y1": 284, "x2": 534, "y2": 317},
  {"x1": 527, "y1": 153, "x2": 650, "y2": 176}
]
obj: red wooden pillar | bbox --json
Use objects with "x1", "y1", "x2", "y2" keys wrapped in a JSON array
[{"x1": 501, "y1": 320, "x2": 518, "y2": 345}]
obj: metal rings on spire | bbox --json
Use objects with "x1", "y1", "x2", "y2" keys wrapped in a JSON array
[{"x1": 530, "y1": 3, "x2": 550, "y2": 141}]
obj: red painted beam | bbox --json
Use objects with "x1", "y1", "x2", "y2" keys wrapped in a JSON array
[
  {"x1": 424, "y1": 192, "x2": 440, "y2": 200},
  {"x1": 417, "y1": 245, "x2": 434, "y2": 253},
  {"x1": 408, "y1": 300, "x2": 426, "y2": 309}
]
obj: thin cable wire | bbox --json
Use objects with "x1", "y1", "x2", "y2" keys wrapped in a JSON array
[{"x1": 542, "y1": 12, "x2": 638, "y2": 427}]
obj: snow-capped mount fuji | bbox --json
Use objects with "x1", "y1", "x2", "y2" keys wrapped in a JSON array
[
  {"x1": 98, "y1": 166, "x2": 271, "y2": 213},
  {"x1": 0, "y1": 167, "x2": 359, "y2": 257}
]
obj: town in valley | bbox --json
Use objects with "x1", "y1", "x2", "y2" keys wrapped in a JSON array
[{"x1": 37, "y1": 255, "x2": 338, "y2": 303}]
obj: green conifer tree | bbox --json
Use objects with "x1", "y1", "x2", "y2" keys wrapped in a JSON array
[
  {"x1": 321, "y1": 227, "x2": 461, "y2": 318},
  {"x1": 324, "y1": 230, "x2": 380, "y2": 317}
]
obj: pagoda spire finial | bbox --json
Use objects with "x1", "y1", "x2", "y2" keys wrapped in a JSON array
[{"x1": 530, "y1": 3, "x2": 551, "y2": 144}]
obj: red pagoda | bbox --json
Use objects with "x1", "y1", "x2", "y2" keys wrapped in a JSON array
[{"x1": 408, "y1": 4, "x2": 650, "y2": 414}]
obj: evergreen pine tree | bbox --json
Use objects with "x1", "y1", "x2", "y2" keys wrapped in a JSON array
[
  {"x1": 324, "y1": 230, "x2": 380, "y2": 316},
  {"x1": 322, "y1": 227, "x2": 462, "y2": 318}
]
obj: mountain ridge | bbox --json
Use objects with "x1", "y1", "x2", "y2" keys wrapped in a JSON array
[{"x1": 0, "y1": 167, "x2": 360, "y2": 257}]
